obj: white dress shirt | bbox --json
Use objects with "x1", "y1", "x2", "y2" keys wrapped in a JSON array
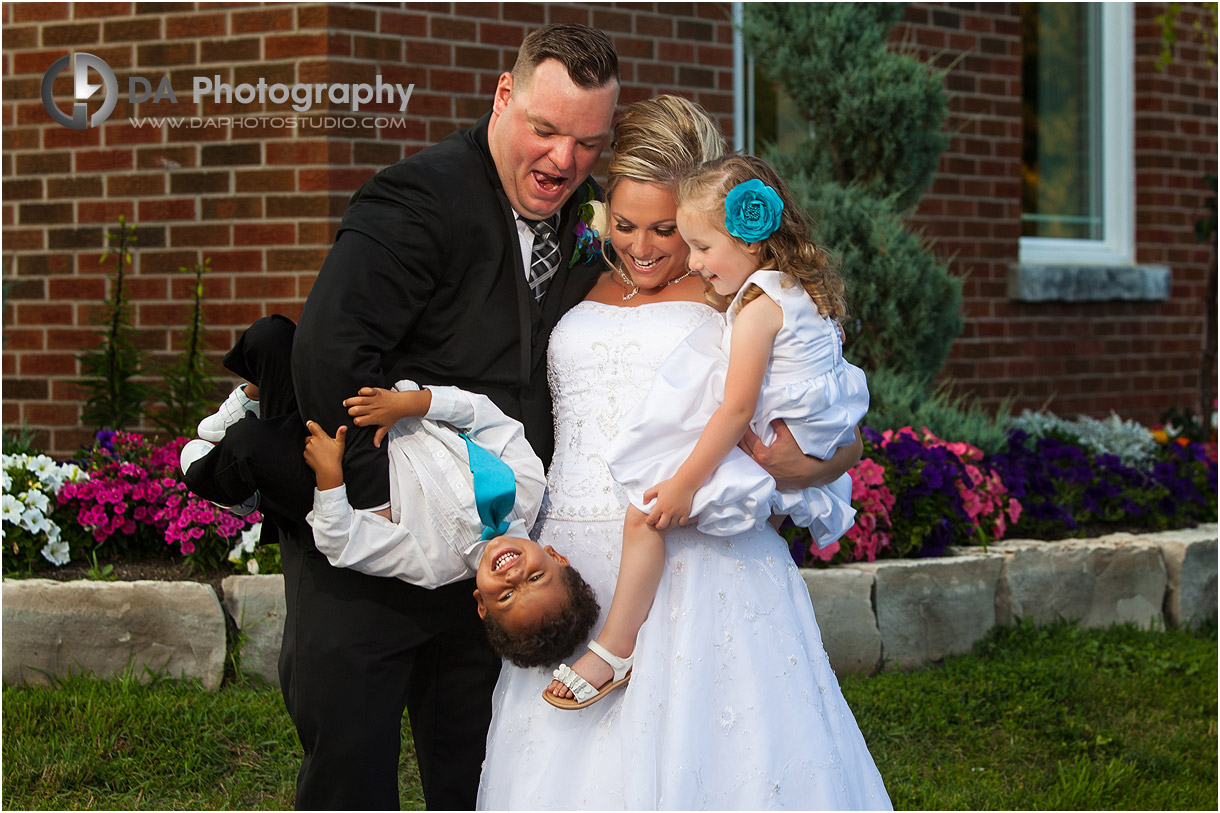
[{"x1": 306, "y1": 381, "x2": 546, "y2": 588}]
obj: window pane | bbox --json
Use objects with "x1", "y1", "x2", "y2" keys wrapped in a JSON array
[
  {"x1": 748, "y1": 60, "x2": 810, "y2": 156},
  {"x1": 1020, "y1": 2, "x2": 1103, "y2": 240}
]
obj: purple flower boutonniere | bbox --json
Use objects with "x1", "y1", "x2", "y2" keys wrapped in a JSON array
[{"x1": 568, "y1": 187, "x2": 609, "y2": 268}]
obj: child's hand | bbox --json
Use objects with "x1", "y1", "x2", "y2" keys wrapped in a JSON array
[
  {"x1": 343, "y1": 387, "x2": 430, "y2": 448},
  {"x1": 643, "y1": 478, "x2": 696, "y2": 530},
  {"x1": 303, "y1": 420, "x2": 346, "y2": 491}
]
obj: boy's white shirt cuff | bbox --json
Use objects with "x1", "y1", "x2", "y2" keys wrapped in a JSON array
[
  {"x1": 421, "y1": 385, "x2": 466, "y2": 424},
  {"x1": 313, "y1": 483, "x2": 389, "y2": 514}
]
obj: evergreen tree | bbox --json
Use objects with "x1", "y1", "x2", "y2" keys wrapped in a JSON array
[{"x1": 743, "y1": 3, "x2": 962, "y2": 386}]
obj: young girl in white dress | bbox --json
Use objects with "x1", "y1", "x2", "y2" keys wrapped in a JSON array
[{"x1": 546, "y1": 153, "x2": 869, "y2": 707}]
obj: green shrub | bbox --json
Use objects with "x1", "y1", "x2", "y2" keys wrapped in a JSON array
[
  {"x1": 865, "y1": 367, "x2": 1011, "y2": 455},
  {"x1": 75, "y1": 217, "x2": 150, "y2": 430},
  {"x1": 153, "y1": 258, "x2": 218, "y2": 438},
  {"x1": 743, "y1": 2, "x2": 963, "y2": 386},
  {"x1": 742, "y1": 3, "x2": 949, "y2": 211},
  {"x1": 1009, "y1": 410, "x2": 1159, "y2": 470},
  {"x1": 793, "y1": 179, "x2": 962, "y2": 382}
]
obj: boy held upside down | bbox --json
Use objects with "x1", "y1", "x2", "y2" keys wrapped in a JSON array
[
  {"x1": 300, "y1": 382, "x2": 599, "y2": 665},
  {"x1": 180, "y1": 316, "x2": 597, "y2": 668}
]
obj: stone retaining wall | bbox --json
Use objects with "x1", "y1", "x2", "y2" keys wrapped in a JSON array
[
  {"x1": 4, "y1": 526, "x2": 1216, "y2": 687},
  {"x1": 2, "y1": 579, "x2": 226, "y2": 689}
]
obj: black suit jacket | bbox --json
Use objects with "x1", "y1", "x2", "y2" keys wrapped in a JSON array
[{"x1": 293, "y1": 111, "x2": 602, "y2": 508}]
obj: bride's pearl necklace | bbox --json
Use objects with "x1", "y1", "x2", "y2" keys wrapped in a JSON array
[{"x1": 616, "y1": 263, "x2": 696, "y2": 301}]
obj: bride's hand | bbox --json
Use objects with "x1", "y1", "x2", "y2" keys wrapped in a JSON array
[{"x1": 739, "y1": 422, "x2": 862, "y2": 490}]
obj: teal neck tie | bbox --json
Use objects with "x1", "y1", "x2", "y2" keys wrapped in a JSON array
[{"x1": 460, "y1": 433, "x2": 517, "y2": 541}]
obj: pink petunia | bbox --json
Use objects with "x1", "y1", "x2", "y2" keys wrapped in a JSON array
[{"x1": 811, "y1": 540, "x2": 840, "y2": 562}]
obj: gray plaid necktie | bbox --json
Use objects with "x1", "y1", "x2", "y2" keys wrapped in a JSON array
[{"x1": 524, "y1": 217, "x2": 560, "y2": 302}]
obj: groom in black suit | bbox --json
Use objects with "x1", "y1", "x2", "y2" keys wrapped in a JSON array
[{"x1": 279, "y1": 24, "x2": 619, "y2": 811}]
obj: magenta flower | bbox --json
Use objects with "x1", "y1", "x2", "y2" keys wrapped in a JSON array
[{"x1": 57, "y1": 432, "x2": 261, "y2": 567}]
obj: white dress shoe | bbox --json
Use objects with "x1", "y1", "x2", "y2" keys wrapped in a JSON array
[
  {"x1": 179, "y1": 438, "x2": 260, "y2": 516},
  {"x1": 197, "y1": 386, "x2": 260, "y2": 442}
]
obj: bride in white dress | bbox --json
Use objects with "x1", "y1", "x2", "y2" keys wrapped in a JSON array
[{"x1": 477, "y1": 96, "x2": 891, "y2": 811}]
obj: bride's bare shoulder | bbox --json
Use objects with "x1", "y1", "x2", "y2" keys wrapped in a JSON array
[{"x1": 583, "y1": 272, "x2": 625, "y2": 305}]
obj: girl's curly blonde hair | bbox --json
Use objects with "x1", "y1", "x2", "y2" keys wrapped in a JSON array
[{"x1": 678, "y1": 154, "x2": 846, "y2": 322}]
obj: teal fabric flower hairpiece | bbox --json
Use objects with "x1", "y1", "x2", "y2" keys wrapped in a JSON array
[{"x1": 724, "y1": 179, "x2": 783, "y2": 243}]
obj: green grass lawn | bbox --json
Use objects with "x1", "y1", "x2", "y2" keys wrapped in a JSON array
[
  {"x1": 845, "y1": 619, "x2": 1218, "y2": 810},
  {"x1": 3, "y1": 620, "x2": 1215, "y2": 810}
]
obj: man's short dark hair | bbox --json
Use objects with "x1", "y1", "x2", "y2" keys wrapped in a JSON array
[
  {"x1": 482, "y1": 565, "x2": 600, "y2": 668},
  {"x1": 512, "y1": 23, "x2": 620, "y2": 90}
]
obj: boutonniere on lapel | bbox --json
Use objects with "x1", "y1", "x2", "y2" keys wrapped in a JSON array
[{"x1": 568, "y1": 186, "x2": 610, "y2": 268}]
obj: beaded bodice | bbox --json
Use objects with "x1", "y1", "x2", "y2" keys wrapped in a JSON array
[{"x1": 540, "y1": 300, "x2": 721, "y2": 521}]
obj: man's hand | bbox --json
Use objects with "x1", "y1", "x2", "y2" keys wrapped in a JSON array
[
  {"x1": 304, "y1": 421, "x2": 347, "y2": 491},
  {"x1": 343, "y1": 387, "x2": 431, "y2": 448},
  {"x1": 739, "y1": 421, "x2": 863, "y2": 490},
  {"x1": 643, "y1": 478, "x2": 697, "y2": 530}
]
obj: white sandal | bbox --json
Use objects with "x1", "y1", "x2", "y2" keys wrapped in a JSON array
[{"x1": 543, "y1": 640, "x2": 633, "y2": 710}]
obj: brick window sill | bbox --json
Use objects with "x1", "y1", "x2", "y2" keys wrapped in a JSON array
[{"x1": 1007, "y1": 264, "x2": 1171, "y2": 303}]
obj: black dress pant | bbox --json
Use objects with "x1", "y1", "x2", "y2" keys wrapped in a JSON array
[
  {"x1": 182, "y1": 316, "x2": 501, "y2": 810},
  {"x1": 181, "y1": 314, "x2": 313, "y2": 526}
]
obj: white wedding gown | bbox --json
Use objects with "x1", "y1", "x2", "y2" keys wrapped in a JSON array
[{"x1": 477, "y1": 300, "x2": 891, "y2": 811}]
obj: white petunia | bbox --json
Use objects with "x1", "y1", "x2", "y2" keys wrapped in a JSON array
[
  {"x1": 40, "y1": 537, "x2": 71, "y2": 566},
  {"x1": 20, "y1": 506, "x2": 50, "y2": 534},
  {"x1": 247, "y1": 558, "x2": 260, "y2": 575},
  {"x1": 240, "y1": 521, "x2": 262, "y2": 553},
  {"x1": 1, "y1": 469, "x2": 11, "y2": 492},
  {"x1": 28, "y1": 455, "x2": 56, "y2": 478},
  {"x1": 23, "y1": 488, "x2": 50, "y2": 513},
  {"x1": 2, "y1": 493, "x2": 24, "y2": 523}
]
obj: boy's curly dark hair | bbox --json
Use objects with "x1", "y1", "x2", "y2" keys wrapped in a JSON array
[{"x1": 482, "y1": 565, "x2": 600, "y2": 668}]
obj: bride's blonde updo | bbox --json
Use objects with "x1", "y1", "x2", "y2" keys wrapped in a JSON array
[{"x1": 606, "y1": 95, "x2": 727, "y2": 199}]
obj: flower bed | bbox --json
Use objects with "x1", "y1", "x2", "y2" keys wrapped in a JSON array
[
  {"x1": 3, "y1": 432, "x2": 262, "y2": 577},
  {"x1": 785, "y1": 421, "x2": 1218, "y2": 568},
  {"x1": 5, "y1": 413, "x2": 1218, "y2": 579}
]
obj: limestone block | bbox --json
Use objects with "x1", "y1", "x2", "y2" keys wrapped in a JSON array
[
  {"x1": 1153, "y1": 525, "x2": 1218, "y2": 627},
  {"x1": 2, "y1": 579, "x2": 225, "y2": 689},
  {"x1": 994, "y1": 535, "x2": 1166, "y2": 629},
  {"x1": 994, "y1": 539, "x2": 1100, "y2": 626},
  {"x1": 1007, "y1": 263, "x2": 1171, "y2": 302},
  {"x1": 846, "y1": 554, "x2": 1004, "y2": 670},
  {"x1": 1070, "y1": 534, "x2": 1166, "y2": 628},
  {"x1": 800, "y1": 567, "x2": 880, "y2": 675},
  {"x1": 221, "y1": 574, "x2": 286, "y2": 686}
]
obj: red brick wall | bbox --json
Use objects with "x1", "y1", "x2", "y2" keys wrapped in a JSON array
[
  {"x1": 2, "y1": 2, "x2": 735, "y2": 455},
  {"x1": 4, "y1": 1, "x2": 1215, "y2": 454},
  {"x1": 899, "y1": 2, "x2": 1217, "y2": 425}
]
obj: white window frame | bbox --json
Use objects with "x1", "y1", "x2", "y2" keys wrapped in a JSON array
[
  {"x1": 1019, "y1": 2, "x2": 1134, "y2": 266},
  {"x1": 732, "y1": 2, "x2": 746, "y2": 152},
  {"x1": 732, "y1": 2, "x2": 1135, "y2": 267}
]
